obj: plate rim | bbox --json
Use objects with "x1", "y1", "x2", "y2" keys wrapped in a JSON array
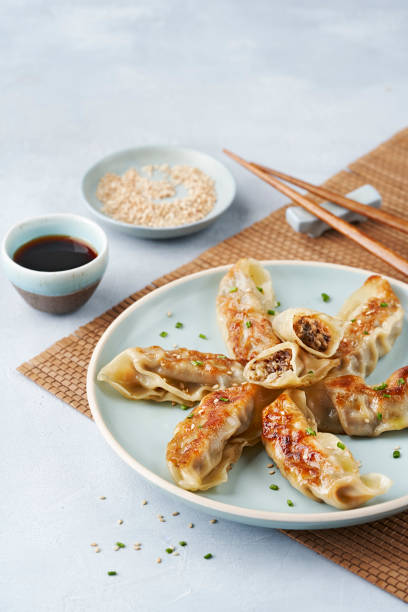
[
  {"x1": 81, "y1": 145, "x2": 236, "y2": 233},
  {"x1": 87, "y1": 260, "x2": 408, "y2": 526}
]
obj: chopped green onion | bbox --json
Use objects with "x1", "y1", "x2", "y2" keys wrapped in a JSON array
[
  {"x1": 321, "y1": 293, "x2": 330, "y2": 303},
  {"x1": 337, "y1": 441, "x2": 346, "y2": 450},
  {"x1": 256, "y1": 286, "x2": 264, "y2": 293},
  {"x1": 159, "y1": 331, "x2": 168, "y2": 338},
  {"x1": 383, "y1": 393, "x2": 391, "y2": 398},
  {"x1": 308, "y1": 370, "x2": 314, "y2": 375},
  {"x1": 373, "y1": 382, "x2": 387, "y2": 391},
  {"x1": 216, "y1": 354, "x2": 227, "y2": 359},
  {"x1": 393, "y1": 450, "x2": 401, "y2": 459},
  {"x1": 377, "y1": 413, "x2": 382, "y2": 421},
  {"x1": 219, "y1": 397, "x2": 229, "y2": 402},
  {"x1": 380, "y1": 302, "x2": 388, "y2": 307},
  {"x1": 287, "y1": 499, "x2": 294, "y2": 507},
  {"x1": 269, "y1": 484, "x2": 279, "y2": 490},
  {"x1": 191, "y1": 360, "x2": 203, "y2": 367},
  {"x1": 116, "y1": 542, "x2": 125, "y2": 548},
  {"x1": 276, "y1": 301, "x2": 281, "y2": 307},
  {"x1": 180, "y1": 404, "x2": 190, "y2": 410},
  {"x1": 267, "y1": 309, "x2": 275, "y2": 315},
  {"x1": 203, "y1": 553, "x2": 213, "y2": 559},
  {"x1": 197, "y1": 425, "x2": 203, "y2": 429},
  {"x1": 165, "y1": 547, "x2": 174, "y2": 554},
  {"x1": 306, "y1": 427, "x2": 316, "y2": 436},
  {"x1": 229, "y1": 287, "x2": 238, "y2": 293},
  {"x1": 107, "y1": 571, "x2": 117, "y2": 576},
  {"x1": 198, "y1": 333, "x2": 207, "y2": 339},
  {"x1": 245, "y1": 321, "x2": 252, "y2": 328},
  {"x1": 175, "y1": 322, "x2": 183, "y2": 329},
  {"x1": 398, "y1": 378, "x2": 406, "y2": 385},
  {"x1": 350, "y1": 318, "x2": 356, "y2": 322},
  {"x1": 363, "y1": 331, "x2": 369, "y2": 335},
  {"x1": 186, "y1": 414, "x2": 193, "y2": 419},
  {"x1": 179, "y1": 541, "x2": 187, "y2": 547}
]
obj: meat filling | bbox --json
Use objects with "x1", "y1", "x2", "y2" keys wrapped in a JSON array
[
  {"x1": 248, "y1": 349, "x2": 293, "y2": 381},
  {"x1": 294, "y1": 316, "x2": 331, "y2": 352}
]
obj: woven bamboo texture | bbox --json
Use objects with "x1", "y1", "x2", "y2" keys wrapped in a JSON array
[{"x1": 18, "y1": 127, "x2": 408, "y2": 602}]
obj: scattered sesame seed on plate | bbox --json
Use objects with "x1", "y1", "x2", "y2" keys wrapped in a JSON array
[
  {"x1": 269, "y1": 470, "x2": 276, "y2": 475},
  {"x1": 210, "y1": 519, "x2": 217, "y2": 524},
  {"x1": 189, "y1": 523, "x2": 194, "y2": 528},
  {"x1": 90, "y1": 542, "x2": 98, "y2": 547},
  {"x1": 117, "y1": 519, "x2": 123, "y2": 525},
  {"x1": 173, "y1": 552, "x2": 180, "y2": 556},
  {"x1": 99, "y1": 496, "x2": 106, "y2": 500},
  {"x1": 167, "y1": 311, "x2": 172, "y2": 317},
  {"x1": 267, "y1": 463, "x2": 274, "y2": 468},
  {"x1": 156, "y1": 557, "x2": 162, "y2": 564},
  {"x1": 113, "y1": 546, "x2": 119, "y2": 551},
  {"x1": 172, "y1": 511, "x2": 180, "y2": 516},
  {"x1": 141, "y1": 499, "x2": 148, "y2": 506},
  {"x1": 95, "y1": 547, "x2": 101, "y2": 553}
]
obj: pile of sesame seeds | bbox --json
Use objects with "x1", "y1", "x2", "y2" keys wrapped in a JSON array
[{"x1": 96, "y1": 164, "x2": 216, "y2": 228}]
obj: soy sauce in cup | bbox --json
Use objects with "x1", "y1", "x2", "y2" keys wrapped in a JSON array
[{"x1": 13, "y1": 235, "x2": 97, "y2": 272}]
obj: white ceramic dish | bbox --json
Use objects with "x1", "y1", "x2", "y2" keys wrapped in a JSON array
[
  {"x1": 81, "y1": 146, "x2": 236, "y2": 239},
  {"x1": 87, "y1": 261, "x2": 408, "y2": 529}
]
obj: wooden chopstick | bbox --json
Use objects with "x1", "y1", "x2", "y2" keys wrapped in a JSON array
[
  {"x1": 223, "y1": 148, "x2": 408, "y2": 277},
  {"x1": 251, "y1": 162, "x2": 408, "y2": 236}
]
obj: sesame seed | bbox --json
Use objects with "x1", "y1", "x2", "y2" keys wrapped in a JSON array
[
  {"x1": 269, "y1": 470, "x2": 276, "y2": 475},
  {"x1": 172, "y1": 512, "x2": 180, "y2": 516},
  {"x1": 173, "y1": 552, "x2": 180, "y2": 557},
  {"x1": 173, "y1": 344, "x2": 178, "y2": 348},
  {"x1": 210, "y1": 519, "x2": 217, "y2": 524},
  {"x1": 117, "y1": 519, "x2": 123, "y2": 525},
  {"x1": 267, "y1": 463, "x2": 274, "y2": 468},
  {"x1": 189, "y1": 523, "x2": 194, "y2": 528},
  {"x1": 90, "y1": 542, "x2": 98, "y2": 547},
  {"x1": 157, "y1": 514, "x2": 163, "y2": 519},
  {"x1": 134, "y1": 542, "x2": 142, "y2": 547},
  {"x1": 99, "y1": 496, "x2": 106, "y2": 500},
  {"x1": 95, "y1": 547, "x2": 100, "y2": 553},
  {"x1": 142, "y1": 499, "x2": 148, "y2": 506},
  {"x1": 160, "y1": 518, "x2": 166, "y2": 523},
  {"x1": 167, "y1": 311, "x2": 172, "y2": 317},
  {"x1": 156, "y1": 557, "x2": 162, "y2": 564},
  {"x1": 113, "y1": 546, "x2": 119, "y2": 551}
]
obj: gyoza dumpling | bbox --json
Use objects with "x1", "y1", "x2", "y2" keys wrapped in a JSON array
[
  {"x1": 262, "y1": 390, "x2": 391, "y2": 509},
  {"x1": 324, "y1": 366, "x2": 408, "y2": 437},
  {"x1": 216, "y1": 259, "x2": 280, "y2": 364},
  {"x1": 97, "y1": 346, "x2": 244, "y2": 406},
  {"x1": 335, "y1": 275, "x2": 403, "y2": 377},
  {"x1": 272, "y1": 308, "x2": 345, "y2": 358},
  {"x1": 243, "y1": 342, "x2": 339, "y2": 388},
  {"x1": 166, "y1": 383, "x2": 276, "y2": 491}
]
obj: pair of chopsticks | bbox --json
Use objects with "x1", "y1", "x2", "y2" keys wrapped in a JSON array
[{"x1": 223, "y1": 149, "x2": 408, "y2": 277}]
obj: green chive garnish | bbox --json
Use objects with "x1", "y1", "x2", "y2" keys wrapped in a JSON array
[
  {"x1": 269, "y1": 484, "x2": 279, "y2": 490},
  {"x1": 203, "y1": 553, "x2": 213, "y2": 559},
  {"x1": 337, "y1": 441, "x2": 346, "y2": 450},
  {"x1": 229, "y1": 287, "x2": 238, "y2": 293},
  {"x1": 380, "y1": 302, "x2": 388, "y2": 307},
  {"x1": 199, "y1": 333, "x2": 207, "y2": 339},
  {"x1": 267, "y1": 309, "x2": 275, "y2": 315},
  {"x1": 306, "y1": 427, "x2": 316, "y2": 436},
  {"x1": 159, "y1": 331, "x2": 168, "y2": 338},
  {"x1": 219, "y1": 397, "x2": 229, "y2": 402},
  {"x1": 116, "y1": 542, "x2": 125, "y2": 548},
  {"x1": 363, "y1": 331, "x2": 369, "y2": 335},
  {"x1": 276, "y1": 301, "x2": 281, "y2": 307},
  {"x1": 179, "y1": 541, "x2": 187, "y2": 547},
  {"x1": 350, "y1": 318, "x2": 356, "y2": 322},
  {"x1": 107, "y1": 571, "x2": 117, "y2": 576},
  {"x1": 245, "y1": 321, "x2": 252, "y2": 328},
  {"x1": 321, "y1": 293, "x2": 330, "y2": 303},
  {"x1": 187, "y1": 414, "x2": 193, "y2": 419},
  {"x1": 383, "y1": 393, "x2": 391, "y2": 398},
  {"x1": 165, "y1": 547, "x2": 174, "y2": 554},
  {"x1": 308, "y1": 370, "x2": 314, "y2": 375},
  {"x1": 287, "y1": 499, "x2": 294, "y2": 507},
  {"x1": 398, "y1": 378, "x2": 406, "y2": 385},
  {"x1": 393, "y1": 450, "x2": 401, "y2": 458},
  {"x1": 191, "y1": 360, "x2": 203, "y2": 366},
  {"x1": 180, "y1": 404, "x2": 190, "y2": 410},
  {"x1": 373, "y1": 382, "x2": 387, "y2": 391},
  {"x1": 377, "y1": 413, "x2": 382, "y2": 421},
  {"x1": 175, "y1": 322, "x2": 183, "y2": 329},
  {"x1": 257, "y1": 286, "x2": 264, "y2": 293},
  {"x1": 216, "y1": 355, "x2": 227, "y2": 359}
]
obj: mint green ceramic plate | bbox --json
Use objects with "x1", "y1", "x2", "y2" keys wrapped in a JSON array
[{"x1": 87, "y1": 261, "x2": 408, "y2": 529}]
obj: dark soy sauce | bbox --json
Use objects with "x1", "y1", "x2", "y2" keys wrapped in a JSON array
[{"x1": 13, "y1": 235, "x2": 97, "y2": 272}]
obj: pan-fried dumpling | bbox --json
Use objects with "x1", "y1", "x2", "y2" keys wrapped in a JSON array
[
  {"x1": 262, "y1": 390, "x2": 391, "y2": 509},
  {"x1": 97, "y1": 346, "x2": 244, "y2": 406},
  {"x1": 272, "y1": 308, "x2": 345, "y2": 358},
  {"x1": 335, "y1": 275, "x2": 403, "y2": 377},
  {"x1": 166, "y1": 383, "x2": 277, "y2": 491},
  {"x1": 243, "y1": 342, "x2": 339, "y2": 388},
  {"x1": 324, "y1": 366, "x2": 408, "y2": 437},
  {"x1": 216, "y1": 258, "x2": 280, "y2": 364}
]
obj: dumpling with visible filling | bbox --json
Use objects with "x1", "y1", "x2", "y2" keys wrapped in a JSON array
[
  {"x1": 97, "y1": 346, "x2": 244, "y2": 406},
  {"x1": 272, "y1": 308, "x2": 345, "y2": 358},
  {"x1": 243, "y1": 342, "x2": 339, "y2": 389},
  {"x1": 262, "y1": 390, "x2": 391, "y2": 509}
]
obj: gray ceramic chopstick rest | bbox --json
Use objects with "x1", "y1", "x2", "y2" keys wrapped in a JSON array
[{"x1": 285, "y1": 184, "x2": 381, "y2": 238}]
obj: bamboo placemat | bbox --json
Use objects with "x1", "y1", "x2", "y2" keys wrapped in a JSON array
[{"x1": 18, "y1": 128, "x2": 408, "y2": 602}]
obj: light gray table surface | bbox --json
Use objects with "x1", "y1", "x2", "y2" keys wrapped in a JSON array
[{"x1": 1, "y1": 1, "x2": 407, "y2": 610}]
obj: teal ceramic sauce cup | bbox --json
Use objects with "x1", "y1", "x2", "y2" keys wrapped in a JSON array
[{"x1": 2, "y1": 214, "x2": 108, "y2": 314}]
